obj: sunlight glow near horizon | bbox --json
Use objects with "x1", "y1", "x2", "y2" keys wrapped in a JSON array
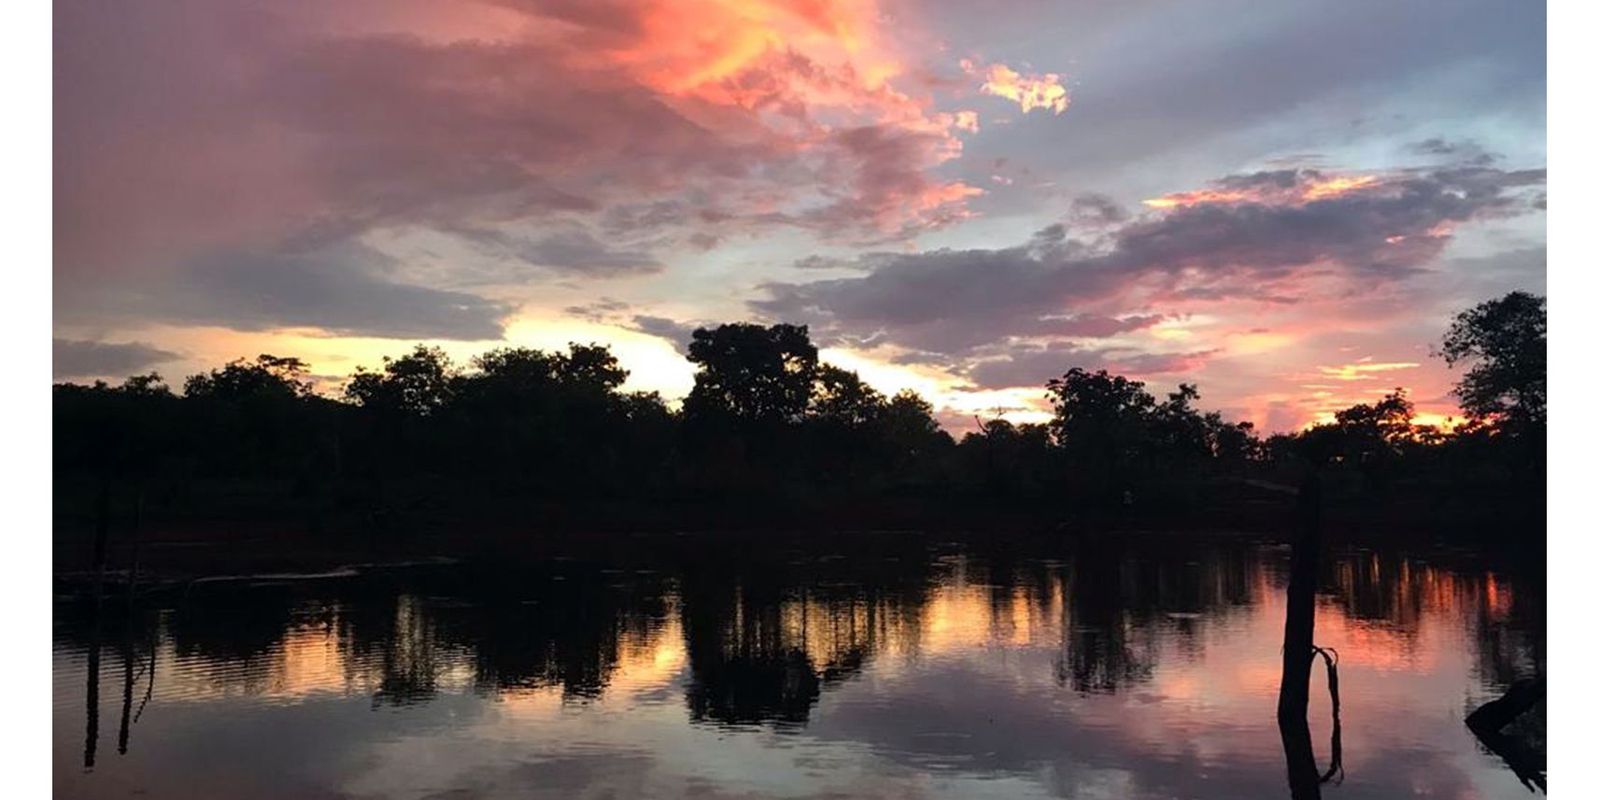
[{"x1": 52, "y1": 0, "x2": 1544, "y2": 434}]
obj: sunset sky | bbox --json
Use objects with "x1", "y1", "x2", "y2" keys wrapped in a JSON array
[{"x1": 53, "y1": 0, "x2": 1546, "y2": 433}]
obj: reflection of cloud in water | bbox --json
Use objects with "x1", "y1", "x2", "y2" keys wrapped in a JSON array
[{"x1": 52, "y1": 538, "x2": 1543, "y2": 800}]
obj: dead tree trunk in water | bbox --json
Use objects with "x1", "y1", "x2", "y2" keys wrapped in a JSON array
[
  {"x1": 117, "y1": 625, "x2": 134, "y2": 755},
  {"x1": 1466, "y1": 679, "x2": 1546, "y2": 792},
  {"x1": 1278, "y1": 470, "x2": 1324, "y2": 799},
  {"x1": 118, "y1": 491, "x2": 142, "y2": 756},
  {"x1": 83, "y1": 475, "x2": 114, "y2": 770},
  {"x1": 83, "y1": 589, "x2": 103, "y2": 769}
]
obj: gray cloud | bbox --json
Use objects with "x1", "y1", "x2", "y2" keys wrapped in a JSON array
[
  {"x1": 53, "y1": 338, "x2": 182, "y2": 380},
  {"x1": 940, "y1": 0, "x2": 1544, "y2": 210},
  {"x1": 626, "y1": 315, "x2": 703, "y2": 354},
  {"x1": 964, "y1": 344, "x2": 1217, "y2": 390},
  {"x1": 561, "y1": 302, "x2": 707, "y2": 354},
  {"x1": 792, "y1": 254, "x2": 869, "y2": 271},
  {"x1": 1068, "y1": 194, "x2": 1129, "y2": 226},
  {"x1": 453, "y1": 226, "x2": 663, "y2": 277},
  {"x1": 135, "y1": 244, "x2": 512, "y2": 340},
  {"x1": 563, "y1": 298, "x2": 633, "y2": 322},
  {"x1": 755, "y1": 165, "x2": 1545, "y2": 361},
  {"x1": 1407, "y1": 137, "x2": 1499, "y2": 165}
]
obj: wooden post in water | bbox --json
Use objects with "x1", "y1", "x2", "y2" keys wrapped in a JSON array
[
  {"x1": 117, "y1": 488, "x2": 142, "y2": 756},
  {"x1": 1278, "y1": 469, "x2": 1324, "y2": 799},
  {"x1": 84, "y1": 475, "x2": 113, "y2": 770}
]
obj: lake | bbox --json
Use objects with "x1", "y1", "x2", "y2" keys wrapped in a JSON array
[{"x1": 52, "y1": 532, "x2": 1544, "y2": 799}]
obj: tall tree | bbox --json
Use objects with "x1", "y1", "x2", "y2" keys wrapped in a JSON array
[
  {"x1": 1047, "y1": 368, "x2": 1157, "y2": 473},
  {"x1": 1438, "y1": 291, "x2": 1547, "y2": 428},
  {"x1": 683, "y1": 323, "x2": 818, "y2": 424}
]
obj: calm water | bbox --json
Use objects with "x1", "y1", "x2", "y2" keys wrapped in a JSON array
[{"x1": 53, "y1": 533, "x2": 1544, "y2": 799}]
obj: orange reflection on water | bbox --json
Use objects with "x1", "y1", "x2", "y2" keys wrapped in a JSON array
[{"x1": 130, "y1": 546, "x2": 1532, "y2": 734}]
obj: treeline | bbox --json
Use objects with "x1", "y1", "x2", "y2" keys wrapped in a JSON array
[{"x1": 53, "y1": 293, "x2": 1545, "y2": 529}]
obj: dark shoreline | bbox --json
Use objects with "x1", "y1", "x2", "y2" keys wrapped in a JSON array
[{"x1": 53, "y1": 486, "x2": 1543, "y2": 592}]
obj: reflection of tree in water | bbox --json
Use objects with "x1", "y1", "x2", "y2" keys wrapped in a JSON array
[
  {"x1": 1318, "y1": 548, "x2": 1544, "y2": 690},
  {"x1": 1470, "y1": 565, "x2": 1544, "y2": 692},
  {"x1": 361, "y1": 595, "x2": 450, "y2": 705},
  {"x1": 417, "y1": 564, "x2": 673, "y2": 702},
  {"x1": 679, "y1": 544, "x2": 934, "y2": 728},
  {"x1": 1056, "y1": 542, "x2": 1153, "y2": 694},
  {"x1": 53, "y1": 534, "x2": 1545, "y2": 763},
  {"x1": 163, "y1": 585, "x2": 297, "y2": 693},
  {"x1": 56, "y1": 594, "x2": 163, "y2": 768},
  {"x1": 681, "y1": 576, "x2": 822, "y2": 727},
  {"x1": 1052, "y1": 540, "x2": 1259, "y2": 694}
]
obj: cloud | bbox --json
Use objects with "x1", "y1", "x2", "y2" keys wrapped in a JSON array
[
  {"x1": 453, "y1": 226, "x2": 663, "y2": 277},
  {"x1": 792, "y1": 255, "x2": 866, "y2": 271},
  {"x1": 1407, "y1": 137, "x2": 1499, "y2": 165},
  {"x1": 796, "y1": 124, "x2": 983, "y2": 240},
  {"x1": 1068, "y1": 194, "x2": 1129, "y2": 226},
  {"x1": 964, "y1": 343, "x2": 1216, "y2": 390},
  {"x1": 561, "y1": 302, "x2": 706, "y2": 354},
  {"x1": 55, "y1": 0, "x2": 990, "y2": 284},
  {"x1": 564, "y1": 298, "x2": 633, "y2": 322},
  {"x1": 755, "y1": 164, "x2": 1544, "y2": 363},
  {"x1": 626, "y1": 315, "x2": 703, "y2": 354},
  {"x1": 964, "y1": 60, "x2": 1070, "y2": 115},
  {"x1": 130, "y1": 243, "x2": 513, "y2": 341},
  {"x1": 53, "y1": 339, "x2": 181, "y2": 380},
  {"x1": 1317, "y1": 360, "x2": 1420, "y2": 381}
]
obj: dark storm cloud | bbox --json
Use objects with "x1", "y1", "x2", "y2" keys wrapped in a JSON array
[
  {"x1": 53, "y1": 339, "x2": 182, "y2": 380},
  {"x1": 140, "y1": 244, "x2": 513, "y2": 341},
  {"x1": 756, "y1": 165, "x2": 1544, "y2": 361}
]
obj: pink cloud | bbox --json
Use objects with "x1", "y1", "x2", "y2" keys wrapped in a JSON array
[{"x1": 55, "y1": 0, "x2": 992, "y2": 283}]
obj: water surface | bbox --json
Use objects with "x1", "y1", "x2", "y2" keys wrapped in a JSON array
[{"x1": 53, "y1": 533, "x2": 1544, "y2": 799}]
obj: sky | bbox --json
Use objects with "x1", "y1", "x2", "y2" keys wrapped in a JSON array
[{"x1": 52, "y1": 0, "x2": 1546, "y2": 433}]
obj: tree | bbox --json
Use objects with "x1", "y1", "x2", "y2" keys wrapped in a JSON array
[
  {"x1": 181, "y1": 355, "x2": 321, "y2": 477},
  {"x1": 878, "y1": 391, "x2": 949, "y2": 458},
  {"x1": 808, "y1": 365, "x2": 885, "y2": 428},
  {"x1": 1332, "y1": 389, "x2": 1415, "y2": 448},
  {"x1": 1438, "y1": 291, "x2": 1546, "y2": 428},
  {"x1": 684, "y1": 323, "x2": 818, "y2": 424},
  {"x1": 1047, "y1": 369, "x2": 1157, "y2": 480},
  {"x1": 183, "y1": 355, "x2": 313, "y2": 401},
  {"x1": 1150, "y1": 384, "x2": 1212, "y2": 464},
  {"x1": 345, "y1": 345, "x2": 457, "y2": 417},
  {"x1": 957, "y1": 418, "x2": 1054, "y2": 496}
]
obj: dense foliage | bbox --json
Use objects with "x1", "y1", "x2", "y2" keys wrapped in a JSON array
[{"x1": 54, "y1": 292, "x2": 1545, "y2": 527}]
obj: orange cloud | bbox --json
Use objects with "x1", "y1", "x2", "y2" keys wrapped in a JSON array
[
  {"x1": 964, "y1": 59, "x2": 1071, "y2": 115},
  {"x1": 579, "y1": 0, "x2": 985, "y2": 237},
  {"x1": 1143, "y1": 172, "x2": 1380, "y2": 209},
  {"x1": 1316, "y1": 360, "x2": 1420, "y2": 381}
]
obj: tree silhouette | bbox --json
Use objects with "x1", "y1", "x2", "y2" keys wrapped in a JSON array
[
  {"x1": 51, "y1": 291, "x2": 1545, "y2": 533},
  {"x1": 344, "y1": 345, "x2": 457, "y2": 417},
  {"x1": 684, "y1": 323, "x2": 818, "y2": 424},
  {"x1": 808, "y1": 364, "x2": 885, "y2": 427},
  {"x1": 1439, "y1": 291, "x2": 1546, "y2": 429}
]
